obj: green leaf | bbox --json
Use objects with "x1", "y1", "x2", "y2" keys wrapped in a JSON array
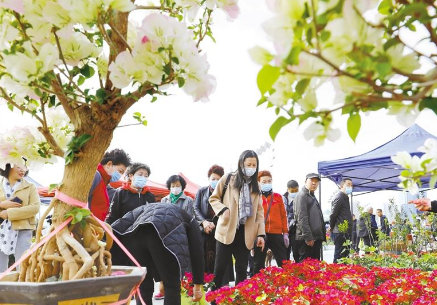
[
  {"x1": 163, "y1": 63, "x2": 171, "y2": 75},
  {"x1": 77, "y1": 75, "x2": 85, "y2": 86},
  {"x1": 295, "y1": 78, "x2": 310, "y2": 96},
  {"x1": 177, "y1": 77, "x2": 185, "y2": 88},
  {"x1": 298, "y1": 111, "x2": 316, "y2": 124},
  {"x1": 419, "y1": 97, "x2": 437, "y2": 115},
  {"x1": 257, "y1": 65, "x2": 281, "y2": 96},
  {"x1": 80, "y1": 65, "x2": 95, "y2": 78},
  {"x1": 430, "y1": 175, "x2": 437, "y2": 189},
  {"x1": 73, "y1": 211, "x2": 83, "y2": 224},
  {"x1": 257, "y1": 96, "x2": 267, "y2": 106},
  {"x1": 171, "y1": 57, "x2": 179, "y2": 65},
  {"x1": 158, "y1": 47, "x2": 165, "y2": 53},
  {"x1": 383, "y1": 38, "x2": 398, "y2": 51},
  {"x1": 376, "y1": 62, "x2": 392, "y2": 78},
  {"x1": 320, "y1": 30, "x2": 331, "y2": 42},
  {"x1": 378, "y1": 0, "x2": 391, "y2": 15},
  {"x1": 285, "y1": 46, "x2": 302, "y2": 66},
  {"x1": 151, "y1": 96, "x2": 157, "y2": 103},
  {"x1": 142, "y1": 120, "x2": 148, "y2": 126},
  {"x1": 269, "y1": 116, "x2": 292, "y2": 141},
  {"x1": 76, "y1": 134, "x2": 92, "y2": 147},
  {"x1": 48, "y1": 183, "x2": 58, "y2": 192},
  {"x1": 347, "y1": 112, "x2": 361, "y2": 142},
  {"x1": 96, "y1": 88, "x2": 107, "y2": 104}
]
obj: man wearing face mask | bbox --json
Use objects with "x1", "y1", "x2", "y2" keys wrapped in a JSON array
[
  {"x1": 88, "y1": 149, "x2": 131, "y2": 221},
  {"x1": 294, "y1": 173, "x2": 325, "y2": 262},
  {"x1": 283, "y1": 180, "x2": 299, "y2": 262},
  {"x1": 329, "y1": 178, "x2": 353, "y2": 263}
]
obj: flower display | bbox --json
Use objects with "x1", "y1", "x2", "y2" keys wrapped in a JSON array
[
  {"x1": 206, "y1": 259, "x2": 437, "y2": 304},
  {"x1": 181, "y1": 272, "x2": 215, "y2": 304}
]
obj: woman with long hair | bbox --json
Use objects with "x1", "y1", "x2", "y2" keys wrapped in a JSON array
[
  {"x1": 0, "y1": 163, "x2": 40, "y2": 272},
  {"x1": 209, "y1": 150, "x2": 265, "y2": 293}
]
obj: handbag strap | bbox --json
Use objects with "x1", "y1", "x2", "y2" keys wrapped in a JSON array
[
  {"x1": 264, "y1": 193, "x2": 274, "y2": 224},
  {"x1": 221, "y1": 173, "x2": 232, "y2": 202}
]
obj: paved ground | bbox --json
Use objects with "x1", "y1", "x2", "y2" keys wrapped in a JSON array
[{"x1": 130, "y1": 245, "x2": 335, "y2": 304}]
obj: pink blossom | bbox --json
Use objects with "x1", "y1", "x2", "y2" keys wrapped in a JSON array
[{"x1": 0, "y1": 0, "x2": 24, "y2": 14}]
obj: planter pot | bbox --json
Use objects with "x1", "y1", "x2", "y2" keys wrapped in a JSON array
[{"x1": 0, "y1": 266, "x2": 146, "y2": 305}]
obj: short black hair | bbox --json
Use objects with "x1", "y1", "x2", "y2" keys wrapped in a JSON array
[
  {"x1": 339, "y1": 178, "x2": 352, "y2": 187},
  {"x1": 166, "y1": 175, "x2": 187, "y2": 190},
  {"x1": 125, "y1": 162, "x2": 151, "y2": 181},
  {"x1": 100, "y1": 149, "x2": 131, "y2": 167},
  {"x1": 0, "y1": 163, "x2": 29, "y2": 178},
  {"x1": 287, "y1": 180, "x2": 299, "y2": 189}
]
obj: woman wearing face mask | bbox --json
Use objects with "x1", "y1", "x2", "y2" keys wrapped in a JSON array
[
  {"x1": 209, "y1": 150, "x2": 265, "y2": 297},
  {"x1": 283, "y1": 179, "x2": 299, "y2": 261},
  {"x1": 106, "y1": 162, "x2": 155, "y2": 226},
  {"x1": 106, "y1": 162, "x2": 155, "y2": 269},
  {"x1": 193, "y1": 165, "x2": 227, "y2": 275},
  {"x1": 161, "y1": 175, "x2": 194, "y2": 216},
  {"x1": 155, "y1": 174, "x2": 195, "y2": 300},
  {"x1": 0, "y1": 163, "x2": 40, "y2": 272},
  {"x1": 252, "y1": 170, "x2": 288, "y2": 275}
]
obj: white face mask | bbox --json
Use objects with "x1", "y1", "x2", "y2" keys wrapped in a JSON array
[
  {"x1": 170, "y1": 187, "x2": 182, "y2": 195},
  {"x1": 244, "y1": 167, "x2": 256, "y2": 177}
]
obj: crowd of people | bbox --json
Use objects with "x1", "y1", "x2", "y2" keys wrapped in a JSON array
[{"x1": 0, "y1": 148, "x2": 435, "y2": 305}]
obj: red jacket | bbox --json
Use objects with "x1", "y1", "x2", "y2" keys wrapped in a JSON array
[
  {"x1": 262, "y1": 192, "x2": 288, "y2": 234},
  {"x1": 88, "y1": 164, "x2": 111, "y2": 221}
]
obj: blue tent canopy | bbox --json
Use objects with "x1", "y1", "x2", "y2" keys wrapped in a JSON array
[{"x1": 318, "y1": 124, "x2": 437, "y2": 193}]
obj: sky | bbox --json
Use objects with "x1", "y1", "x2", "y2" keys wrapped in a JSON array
[{"x1": 1, "y1": 0, "x2": 437, "y2": 218}]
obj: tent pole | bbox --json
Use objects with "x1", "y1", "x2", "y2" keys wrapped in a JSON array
[{"x1": 319, "y1": 178, "x2": 323, "y2": 261}]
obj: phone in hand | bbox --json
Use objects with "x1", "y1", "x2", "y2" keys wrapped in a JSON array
[{"x1": 11, "y1": 197, "x2": 23, "y2": 204}]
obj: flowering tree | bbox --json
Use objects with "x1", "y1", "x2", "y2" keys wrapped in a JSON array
[
  {"x1": 0, "y1": 0, "x2": 238, "y2": 282},
  {"x1": 252, "y1": 0, "x2": 437, "y2": 145},
  {"x1": 251, "y1": 0, "x2": 437, "y2": 193}
]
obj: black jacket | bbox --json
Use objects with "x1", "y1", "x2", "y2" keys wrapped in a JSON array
[
  {"x1": 294, "y1": 186, "x2": 326, "y2": 242},
  {"x1": 357, "y1": 212, "x2": 377, "y2": 238},
  {"x1": 329, "y1": 191, "x2": 352, "y2": 234},
  {"x1": 283, "y1": 192, "x2": 295, "y2": 228},
  {"x1": 193, "y1": 186, "x2": 213, "y2": 226},
  {"x1": 111, "y1": 203, "x2": 204, "y2": 283},
  {"x1": 106, "y1": 187, "x2": 155, "y2": 225},
  {"x1": 379, "y1": 215, "x2": 390, "y2": 235},
  {"x1": 431, "y1": 200, "x2": 437, "y2": 213}
]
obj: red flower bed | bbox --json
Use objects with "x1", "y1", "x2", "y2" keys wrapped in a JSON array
[{"x1": 206, "y1": 259, "x2": 437, "y2": 304}]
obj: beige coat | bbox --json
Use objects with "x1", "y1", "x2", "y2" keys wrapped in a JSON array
[
  {"x1": 0, "y1": 177, "x2": 40, "y2": 230},
  {"x1": 209, "y1": 173, "x2": 265, "y2": 250}
]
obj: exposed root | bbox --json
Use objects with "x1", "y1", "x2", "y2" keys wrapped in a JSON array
[{"x1": 19, "y1": 213, "x2": 115, "y2": 282}]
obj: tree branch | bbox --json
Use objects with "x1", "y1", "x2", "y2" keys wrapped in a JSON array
[
  {"x1": 37, "y1": 127, "x2": 64, "y2": 157},
  {"x1": 304, "y1": 50, "x2": 403, "y2": 98},
  {"x1": 134, "y1": 5, "x2": 178, "y2": 14},
  {"x1": 0, "y1": 87, "x2": 44, "y2": 125},
  {"x1": 51, "y1": 77, "x2": 78, "y2": 127},
  {"x1": 310, "y1": 0, "x2": 320, "y2": 51},
  {"x1": 108, "y1": 21, "x2": 132, "y2": 53},
  {"x1": 196, "y1": 9, "x2": 213, "y2": 49}
]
